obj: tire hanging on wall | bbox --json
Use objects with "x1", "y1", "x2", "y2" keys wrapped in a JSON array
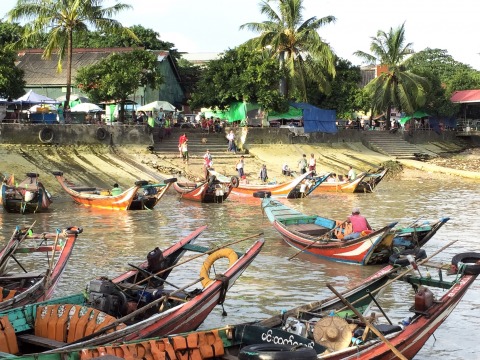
[
  {"x1": 39, "y1": 128, "x2": 54, "y2": 143},
  {"x1": 96, "y1": 127, "x2": 108, "y2": 140}
]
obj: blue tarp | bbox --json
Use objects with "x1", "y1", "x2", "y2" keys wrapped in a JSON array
[{"x1": 291, "y1": 102, "x2": 337, "y2": 134}]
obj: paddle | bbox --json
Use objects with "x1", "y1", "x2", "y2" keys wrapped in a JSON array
[
  {"x1": 127, "y1": 263, "x2": 181, "y2": 290},
  {"x1": 67, "y1": 277, "x2": 203, "y2": 346},
  {"x1": 327, "y1": 283, "x2": 408, "y2": 360},
  {"x1": 288, "y1": 220, "x2": 347, "y2": 261},
  {"x1": 335, "y1": 239, "x2": 458, "y2": 314},
  {"x1": 0, "y1": 221, "x2": 36, "y2": 274},
  {"x1": 133, "y1": 232, "x2": 263, "y2": 288}
]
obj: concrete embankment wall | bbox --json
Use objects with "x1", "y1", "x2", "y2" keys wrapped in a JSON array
[{"x1": 0, "y1": 123, "x2": 153, "y2": 146}]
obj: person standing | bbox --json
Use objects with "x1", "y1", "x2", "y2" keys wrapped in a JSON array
[
  {"x1": 259, "y1": 164, "x2": 268, "y2": 183},
  {"x1": 308, "y1": 153, "x2": 316, "y2": 174},
  {"x1": 236, "y1": 155, "x2": 245, "y2": 178},
  {"x1": 347, "y1": 166, "x2": 357, "y2": 181},
  {"x1": 203, "y1": 149, "x2": 213, "y2": 179},
  {"x1": 343, "y1": 208, "x2": 372, "y2": 240},
  {"x1": 298, "y1": 154, "x2": 307, "y2": 174},
  {"x1": 178, "y1": 133, "x2": 187, "y2": 158},
  {"x1": 227, "y1": 130, "x2": 236, "y2": 154},
  {"x1": 181, "y1": 139, "x2": 189, "y2": 164}
]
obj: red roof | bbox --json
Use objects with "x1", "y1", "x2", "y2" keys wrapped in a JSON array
[{"x1": 450, "y1": 90, "x2": 480, "y2": 103}]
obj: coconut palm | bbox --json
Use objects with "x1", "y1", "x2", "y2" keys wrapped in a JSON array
[
  {"x1": 354, "y1": 23, "x2": 430, "y2": 129},
  {"x1": 240, "y1": 0, "x2": 336, "y2": 101},
  {"x1": 7, "y1": 0, "x2": 134, "y2": 106}
]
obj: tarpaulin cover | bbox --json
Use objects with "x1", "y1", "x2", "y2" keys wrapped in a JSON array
[
  {"x1": 267, "y1": 106, "x2": 303, "y2": 121},
  {"x1": 291, "y1": 102, "x2": 337, "y2": 133},
  {"x1": 203, "y1": 102, "x2": 261, "y2": 122}
]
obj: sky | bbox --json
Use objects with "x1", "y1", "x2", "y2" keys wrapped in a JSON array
[{"x1": 2, "y1": 0, "x2": 480, "y2": 70}]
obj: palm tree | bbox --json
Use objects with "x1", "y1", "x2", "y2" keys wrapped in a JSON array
[
  {"x1": 240, "y1": 0, "x2": 336, "y2": 101},
  {"x1": 7, "y1": 0, "x2": 134, "y2": 106},
  {"x1": 354, "y1": 23, "x2": 430, "y2": 129}
]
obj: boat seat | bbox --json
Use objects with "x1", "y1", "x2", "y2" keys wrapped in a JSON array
[
  {"x1": 34, "y1": 304, "x2": 126, "y2": 346},
  {"x1": 353, "y1": 324, "x2": 402, "y2": 340},
  {"x1": 0, "y1": 316, "x2": 19, "y2": 354},
  {"x1": 0, "y1": 288, "x2": 17, "y2": 302}
]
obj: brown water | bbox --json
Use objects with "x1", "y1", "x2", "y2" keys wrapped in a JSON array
[{"x1": 1, "y1": 177, "x2": 479, "y2": 359}]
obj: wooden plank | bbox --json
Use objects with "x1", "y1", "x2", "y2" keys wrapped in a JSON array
[
  {"x1": 17, "y1": 334, "x2": 66, "y2": 349},
  {"x1": 0, "y1": 270, "x2": 44, "y2": 281}
]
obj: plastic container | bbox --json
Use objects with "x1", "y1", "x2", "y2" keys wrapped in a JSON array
[{"x1": 415, "y1": 286, "x2": 434, "y2": 311}]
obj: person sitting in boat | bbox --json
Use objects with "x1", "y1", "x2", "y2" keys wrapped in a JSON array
[
  {"x1": 111, "y1": 183, "x2": 123, "y2": 196},
  {"x1": 347, "y1": 166, "x2": 357, "y2": 181},
  {"x1": 343, "y1": 207, "x2": 372, "y2": 240}
]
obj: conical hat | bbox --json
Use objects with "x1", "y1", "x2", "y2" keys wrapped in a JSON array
[{"x1": 313, "y1": 317, "x2": 352, "y2": 351}]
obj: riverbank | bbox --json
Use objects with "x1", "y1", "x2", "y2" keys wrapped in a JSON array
[{"x1": 0, "y1": 142, "x2": 479, "y2": 197}]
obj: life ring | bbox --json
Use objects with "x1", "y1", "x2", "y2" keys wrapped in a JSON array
[
  {"x1": 231, "y1": 176, "x2": 240, "y2": 188},
  {"x1": 96, "y1": 127, "x2": 108, "y2": 140},
  {"x1": 253, "y1": 191, "x2": 272, "y2": 199},
  {"x1": 451, "y1": 252, "x2": 480, "y2": 275},
  {"x1": 238, "y1": 344, "x2": 317, "y2": 360},
  {"x1": 389, "y1": 248, "x2": 427, "y2": 267},
  {"x1": 163, "y1": 178, "x2": 177, "y2": 184},
  {"x1": 39, "y1": 128, "x2": 54, "y2": 143},
  {"x1": 200, "y1": 248, "x2": 238, "y2": 288},
  {"x1": 65, "y1": 226, "x2": 83, "y2": 235}
]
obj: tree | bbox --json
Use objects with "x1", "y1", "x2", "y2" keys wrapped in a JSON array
[
  {"x1": 189, "y1": 46, "x2": 286, "y2": 112},
  {"x1": 75, "y1": 49, "x2": 163, "y2": 121},
  {"x1": 7, "y1": 0, "x2": 134, "y2": 106},
  {"x1": 240, "y1": 0, "x2": 336, "y2": 101},
  {"x1": 0, "y1": 21, "x2": 25, "y2": 98},
  {"x1": 354, "y1": 23, "x2": 430, "y2": 129}
]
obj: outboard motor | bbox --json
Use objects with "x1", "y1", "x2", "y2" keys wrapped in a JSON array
[
  {"x1": 147, "y1": 247, "x2": 166, "y2": 274},
  {"x1": 282, "y1": 317, "x2": 307, "y2": 337},
  {"x1": 88, "y1": 278, "x2": 127, "y2": 316}
]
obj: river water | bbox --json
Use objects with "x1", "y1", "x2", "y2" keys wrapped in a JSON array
[{"x1": 1, "y1": 177, "x2": 479, "y2": 359}]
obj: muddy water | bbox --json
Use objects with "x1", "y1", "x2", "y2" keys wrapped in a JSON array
[{"x1": 1, "y1": 178, "x2": 479, "y2": 359}]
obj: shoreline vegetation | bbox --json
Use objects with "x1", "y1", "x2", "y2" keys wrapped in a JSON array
[{"x1": 0, "y1": 143, "x2": 479, "y2": 197}]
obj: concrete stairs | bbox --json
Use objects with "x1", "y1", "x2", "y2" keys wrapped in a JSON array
[{"x1": 362, "y1": 131, "x2": 433, "y2": 159}]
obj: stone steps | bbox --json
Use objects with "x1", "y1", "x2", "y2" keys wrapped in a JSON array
[{"x1": 362, "y1": 131, "x2": 428, "y2": 158}]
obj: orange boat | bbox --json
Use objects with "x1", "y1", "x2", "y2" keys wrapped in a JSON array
[
  {"x1": 312, "y1": 172, "x2": 368, "y2": 193},
  {"x1": 231, "y1": 171, "x2": 330, "y2": 198},
  {"x1": 52, "y1": 171, "x2": 176, "y2": 210}
]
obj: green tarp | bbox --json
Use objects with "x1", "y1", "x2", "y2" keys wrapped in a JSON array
[
  {"x1": 399, "y1": 111, "x2": 430, "y2": 125},
  {"x1": 267, "y1": 106, "x2": 303, "y2": 121},
  {"x1": 202, "y1": 102, "x2": 261, "y2": 123}
]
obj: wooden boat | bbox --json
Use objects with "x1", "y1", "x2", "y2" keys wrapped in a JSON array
[
  {"x1": 0, "y1": 223, "x2": 80, "y2": 311},
  {"x1": 173, "y1": 171, "x2": 234, "y2": 203},
  {"x1": 0, "y1": 227, "x2": 264, "y2": 355},
  {"x1": 52, "y1": 171, "x2": 176, "y2": 210},
  {"x1": 0, "y1": 173, "x2": 53, "y2": 213},
  {"x1": 231, "y1": 171, "x2": 332, "y2": 199},
  {"x1": 14, "y1": 249, "x2": 480, "y2": 360},
  {"x1": 355, "y1": 167, "x2": 389, "y2": 193},
  {"x1": 312, "y1": 172, "x2": 368, "y2": 193},
  {"x1": 257, "y1": 193, "x2": 449, "y2": 265}
]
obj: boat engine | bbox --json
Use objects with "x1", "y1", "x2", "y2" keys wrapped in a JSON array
[
  {"x1": 282, "y1": 317, "x2": 308, "y2": 337},
  {"x1": 88, "y1": 278, "x2": 127, "y2": 316}
]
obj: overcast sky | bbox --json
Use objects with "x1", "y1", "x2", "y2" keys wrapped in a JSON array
[{"x1": 2, "y1": 0, "x2": 480, "y2": 70}]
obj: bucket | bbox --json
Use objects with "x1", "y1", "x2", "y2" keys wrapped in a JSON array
[{"x1": 24, "y1": 191, "x2": 35, "y2": 202}]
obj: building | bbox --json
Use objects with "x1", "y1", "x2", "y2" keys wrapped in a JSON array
[{"x1": 15, "y1": 48, "x2": 184, "y2": 107}]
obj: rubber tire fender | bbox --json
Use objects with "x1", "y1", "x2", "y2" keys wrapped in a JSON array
[
  {"x1": 39, "y1": 128, "x2": 54, "y2": 143},
  {"x1": 163, "y1": 177, "x2": 177, "y2": 184},
  {"x1": 231, "y1": 176, "x2": 240, "y2": 188},
  {"x1": 253, "y1": 191, "x2": 272, "y2": 199},
  {"x1": 96, "y1": 127, "x2": 108, "y2": 140},
  {"x1": 238, "y1": 344, "x2": 317, "y2": 360},
  {"x1": 200, "y1": 248, "x2": 238, "y2": 288},
  {"x1": 389, "y1": 248, "x2": 427, "y2": 267},
  {"x1": 26, "y1": 172, "x2": 39, "y2": 178},
  {"x1": 451, "y1": 252, "x2": 480, "y2": 275}
]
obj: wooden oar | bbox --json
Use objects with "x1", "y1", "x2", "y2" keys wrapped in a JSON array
[
  {"x1": 133, "y1": 232, "x2": 263, "y2": 287},
  {"x1": 288, "y1": 220, "x2": 347, "y2": 261},
  {"x1": 68, "y1": 277, "x2": 203, "y2": 346},
  {"x1": 327, "y1": 283, "x2": 408, "y2": 360},
  {"x1": 0, "y1": 221, "x2": 36, "y2": 273},
  {"x1": 335, "y1": 239, "x2": 458, "y2": 313}
]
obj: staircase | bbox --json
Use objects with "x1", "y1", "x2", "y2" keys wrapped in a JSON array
[{"x1": 362, "y1": 131, "x2": 432, "y2": 158}]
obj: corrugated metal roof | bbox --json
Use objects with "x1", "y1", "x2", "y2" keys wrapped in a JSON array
[{"x1": 450, "y1": 89, "x2": 480, "y2": 104}]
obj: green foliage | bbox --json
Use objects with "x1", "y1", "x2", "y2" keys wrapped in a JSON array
[
  {"x1": 177, "y1": 58, "x2": 203, "y2": 98},
  {"x1": 189, "y1": 47, "x2": 286, "y2": 111},
  {"x1": 0, "y1": 49, "x2": 26, "y2": 99},
  {"x1": 75, "y1": 49, "x2": 162, "y2": 119},
  {"x1": 240, "y1": 0, "x2": 336, "y2": 100}
]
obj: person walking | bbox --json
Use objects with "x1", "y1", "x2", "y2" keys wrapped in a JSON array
[
  {"x1": 259, "y1": 164, "x2": 268, "y2": 183},
  {"x1": 203, "y1": 149, "x2": 213, "y2": 179},
  {"x1": 298, "y1": 154, "x2": 307, "y2": 174},
  {"x1": 308, "y1": 153, "x2": 316, "y2": 174},
  {"x1": 178, "y1": 133, "x2": 187, "y2": 158},
  {"x1": 227, "y1": 130, "x2": 236, "y2": 154},
  {"x1": 236, "y1": 155, "x2": 245, "y2": 178},
  {"x1": 181, "y1": 139, "x2": 189, "y2": 164}
]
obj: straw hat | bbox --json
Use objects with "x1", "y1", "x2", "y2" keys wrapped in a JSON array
[{"x1": 313, "y1": 317, "x2": 352, "y2": 351}]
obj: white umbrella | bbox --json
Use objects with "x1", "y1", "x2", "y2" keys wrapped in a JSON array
[
  {"x1": 70, "y1": 103, "x2": 103, "y2": 113},
  {"x1": 137, "y1": 101, "x2": 176, "y2": 112},
  {"x1": 56, "y1": 94, "x2": 90, "y2": 103}
]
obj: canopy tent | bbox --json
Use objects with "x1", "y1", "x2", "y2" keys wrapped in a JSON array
[
  {"x1": 70, "y1": 103, "x2": 103, "y2": 113},
  {"x1": 291, "y1": 102, "x2": 337, "y2": 133},
  {"x1": 56, "y1": 94, "x2": 90, "y2": 109},
  {"x1": 202, "y1": 102, "x2": 262, "y2": 123},
  {"x1": 399, "y1": 111, "x2": 430, "y2": 125},
  {"x1": 137, "y1": 101, "x2": 176, "y2": 112},
  {"x1": 267, "y1": 106, "x2": 303, "y2": 121},
  {"x1": 16, "y1": 90, "x2": 57, "y2": 104}
]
